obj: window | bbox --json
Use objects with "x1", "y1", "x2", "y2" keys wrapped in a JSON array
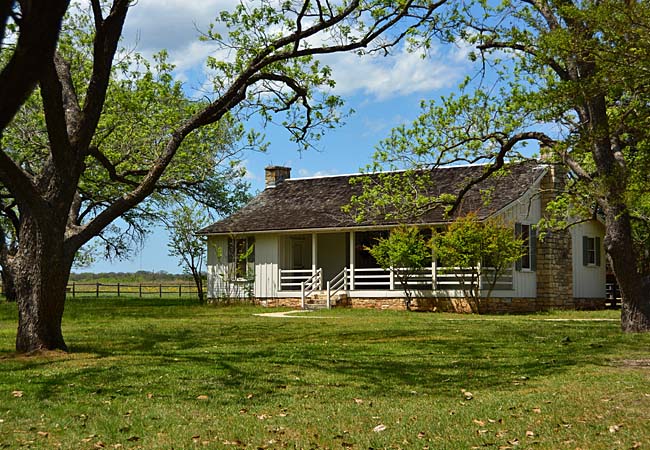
[
  {"x1": 515, "y1": 223, "x2": 536, "y2": 271},
  {"x1": 228, "y1": 237, "x2": 255, "y2": 278},
  {"x1": 583, "y1": 236, "x2": 601, "y2": 266}
]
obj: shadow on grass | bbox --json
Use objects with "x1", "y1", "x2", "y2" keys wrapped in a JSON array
[
  {"x1": 0, "y1": 298, "x2": 628, "y2": 406},
  {"x1": 54, "y1": 319, "x2": 619, "y2": 401}
]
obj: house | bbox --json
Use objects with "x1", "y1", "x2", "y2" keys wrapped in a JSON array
[{"x1": 197, "y1": 161, "x2": 606, "y2": 312}]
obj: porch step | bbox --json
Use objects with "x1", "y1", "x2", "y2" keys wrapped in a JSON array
[{"x1": 303, "y1": 291, "x2": 347, "y2": 310}]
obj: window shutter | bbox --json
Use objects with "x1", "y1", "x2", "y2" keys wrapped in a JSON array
[
  {"x1": 515, "y1": 223, "x2": 522, "y2": 271},
  {"x1": 582, "y1": 236, "x2": 588, "y2": 266},
  {"x1": 595, "y1": 236, "x2": 601, "y2": 266},
  {"x1": 530, "y1": 227, "x2": 537, "y2": 271}
]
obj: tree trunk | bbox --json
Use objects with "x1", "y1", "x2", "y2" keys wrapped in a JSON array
[
  {"x1": 1, "y1": 267, "x2": 17, "y2": 302},
  {"x1": 192, "y1": 270, "x2": 204, "y2": 303},
  {"x1": 9, "y1": 215, "x2": 73, "y2": 352},
  {"x1": 603, "y1": 208, "x2": 650, "y2": 332}
]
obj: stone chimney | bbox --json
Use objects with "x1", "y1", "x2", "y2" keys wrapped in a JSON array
[
  {"x1": 536, "y1": 144, "x2": 573, "y2": 310},
  {"x1": 265, "y1": 166, "x2": 291, "y2": 188}
]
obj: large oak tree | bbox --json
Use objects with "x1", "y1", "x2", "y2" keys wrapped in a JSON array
[{"x1": 0, "y1": 0, "x2": 448, "y2": 352}]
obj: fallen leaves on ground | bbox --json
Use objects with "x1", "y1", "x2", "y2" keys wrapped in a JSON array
[
  {"x1": 609, "y1": 424, "x2": 622, "y2": 433},
  {"x1": 372, "y1": 424, "x2": 387, "y2": 432},
  {"x1": 12, "y1": 391, "x2": 23, "y2": 398}
]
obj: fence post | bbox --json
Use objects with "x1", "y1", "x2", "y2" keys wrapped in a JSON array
[
  {"x1": 72, "y1": 282, "x2": 76, "y2": 298},
  {"x1": 139, "y1": 284, "x2": 142, "y2": 298},
  {"x1": 179, "y1": 284, "x2": 182, "y2": 298},
  {"x1": 96, "y1": 282, "x2": 99, "y2": 297},
  {"x1": 159, "y1": 284, "x2": 162, "y2": 298},
  {"x1": 117, "y1": 282, "x2": 120, "y2": 297}
]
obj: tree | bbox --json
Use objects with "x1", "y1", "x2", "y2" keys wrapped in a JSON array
[
  {"x1": 165, "y1": 202, "x2": 253, "y2": 304},
  {"x1": 1, "y1": 8, "x2": 249, "y2": 312},
  {"x1": 0, "y1": 0, "x2": 448, "y2": 352},
  {"x1": 355, "y1": 0, "x2": 650, "y2": 331},
  {"x1": 366, "y1": 226, "x2": 431, "y2": 310},
  {"x1": 430, "y1": 214, "x2": 523, "y2": 310}
]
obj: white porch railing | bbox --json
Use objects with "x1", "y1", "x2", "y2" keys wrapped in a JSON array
[
  {"x1": 300, "y1": 268, "x2": 322, "y2": 309},
  {"x1": 279, "y1": 266, "x2": 514, "y2": 294},
  {"x1": 435, "y1": 267, "x2": 514, "y2": 291},
  {"x1": 326, "y1": 267, "x2": 348, "y2": 308},
  {"x1": 279, "y1": 269, "x2": 313, "y2": 291}
]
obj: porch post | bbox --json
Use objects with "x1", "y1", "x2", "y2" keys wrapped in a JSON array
[
  {"x1": 311, "y1": 233, "x2": 318, "y2": 276},
  {"x1": 432, "y1": 258, "x2": 437, "y2": 290},
  {"x1": 349, "y1": 231, "x2": 355, "y2": 290}
]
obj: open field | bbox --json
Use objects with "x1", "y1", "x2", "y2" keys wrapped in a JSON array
[{"x1": 1, "y1": 299, "x2": 649, "y2": 449}]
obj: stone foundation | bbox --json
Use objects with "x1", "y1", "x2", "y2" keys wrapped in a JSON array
[
  {"x1": 573, "y1": 297, "x2": 608, "y2": 310},
  {"x1": 350, "y1": 297, "x2": 541, "y2": 313},
  {"x1": 260, "y1": 297, "x2": 302, "y2": 308},
  {"x1": 249, "y1": 296, "x2": 607, "y2": 313}
]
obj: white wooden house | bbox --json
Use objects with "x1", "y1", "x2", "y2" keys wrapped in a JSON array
[{"x1": 198, "y1": 162, "x2": 606, "y2": 312}]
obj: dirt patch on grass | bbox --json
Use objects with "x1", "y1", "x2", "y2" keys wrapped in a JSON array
[{"x1": 616, "y1": 359, "x2": 650, "y2": 368}]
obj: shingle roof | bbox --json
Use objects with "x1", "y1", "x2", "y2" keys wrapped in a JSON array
[{"x1": 198, "y1": 161, "x2": 547, "y2": 235}]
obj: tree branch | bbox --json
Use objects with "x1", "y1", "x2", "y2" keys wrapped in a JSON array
[
  {"x1": 0, "y1": 0, "x2": 69, "y2": 132},
  {"x1": 477, "y1": 40, "x2": 571, "y2": 80},
  {"x1": 75, "y1": 0, "x2": 130, "y2": 150},
  {"x1": 448, "y1": 132, "x2": 555, "y2": 216}
]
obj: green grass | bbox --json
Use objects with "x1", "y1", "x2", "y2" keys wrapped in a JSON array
[{"x1": 0, "y1": 299, "x2": 649, "y2": 449}]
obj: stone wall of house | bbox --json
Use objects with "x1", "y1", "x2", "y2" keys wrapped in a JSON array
[
  {"x1": 573, "y1": 297, "x2": 608, "y2": 310},
  {"x1": 260, "y1": 297, "x2": 302, "y2": 308},
  {"x1": 348, "y1": 297, "x2": 540, "y2": 313},
  {"x1": 248, "y1": 294, "x2": 606, "y2": 313},
  {"x1": 536, "y1": 163, "x2": 574, "y2": 309}
]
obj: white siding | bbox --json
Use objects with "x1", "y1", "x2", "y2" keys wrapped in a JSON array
[
  {"x1": 206, "y1": 236, "x2": 228, "y2": 299},
  {"x1": 571, "y1": 221, "x2": 606, "y2": 298},
  {"x1": 253, "y1": 234, "x2": 279, "y2": 298},
  {"x1": 494, "y1": 185, "x2": 541, "y2": 298}
]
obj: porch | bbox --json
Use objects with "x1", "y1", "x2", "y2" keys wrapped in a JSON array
[{"x1": 276, "y1": 231, "x2": 514, "y2": 309}]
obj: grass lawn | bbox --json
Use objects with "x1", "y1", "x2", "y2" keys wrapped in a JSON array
[{"x1": 0, "y1": 299, "x2": 649, "y2": 449}]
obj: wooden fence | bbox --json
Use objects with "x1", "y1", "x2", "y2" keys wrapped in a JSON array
[
  {"x1": 1, "y1": 282, "x2": 206, "y2": 299},
  {"x1": 67, "y1": 282, "x2": 206, "y2": 298}
]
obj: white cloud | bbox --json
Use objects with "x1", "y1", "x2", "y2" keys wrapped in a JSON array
[
  {"x1": 119, "y1": 1, "x2": 473, "y2": 101},
  {"x1": 121, "y1": 0, "x2": 237, "y2": 79},
  {"x1": 320, "y1": 44, "x2": 470, "y2": 101}
]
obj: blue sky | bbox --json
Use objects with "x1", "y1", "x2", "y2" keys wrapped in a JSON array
[{"x1": 84, "y1": 0, "x2": 472, "y2": 274}]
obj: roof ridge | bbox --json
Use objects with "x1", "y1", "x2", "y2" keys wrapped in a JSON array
[{"x1": 286, "y1": 160, "x2": 537, "y2": 182}]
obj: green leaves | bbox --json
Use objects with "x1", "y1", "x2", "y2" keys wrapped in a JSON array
[
  {"x1": 431, "y1": 213, "x2": 523, "y2": 302},
  {"x1": 366, "y1": 225, "x2": 431, "y2": 307},
  {"x1": 367, "y1": 226, "x2": 431, "y2": 272}
]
